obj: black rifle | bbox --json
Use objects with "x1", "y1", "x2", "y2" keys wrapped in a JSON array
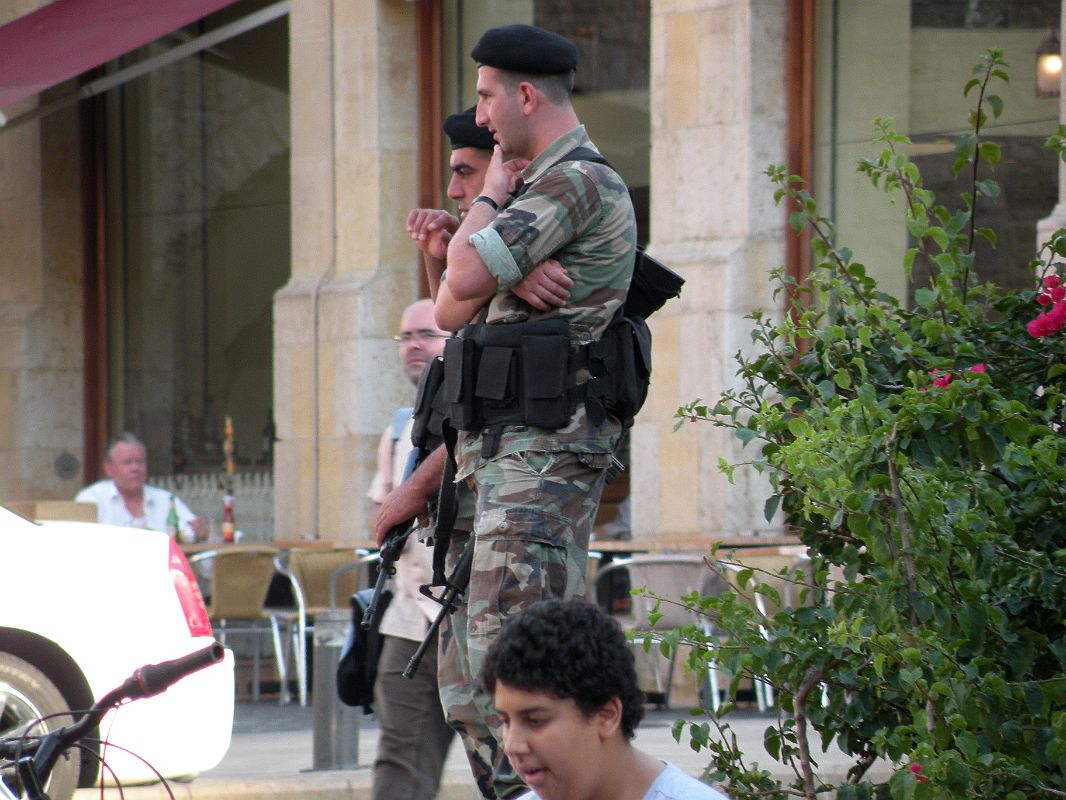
[
  {"x1": 360, "y1": 517, "x2": 415, "y2": 630},
  {"x1": 403, "y1": 535, "x2": 473, "y2": 679},
  {"x1": 361, "y1": 445, "x2": 422, "y2": 631}
]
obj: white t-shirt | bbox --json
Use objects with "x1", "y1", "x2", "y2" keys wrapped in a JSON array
[
  {"x1": 515, "y1": 762, "x2": 732, "y2": 800},
  {"x1": 75, "y1": 479, "x2": 199, "y2": 542},
  {"x1": 641, "y1": 764, "x2": 732, "y2": 800}
]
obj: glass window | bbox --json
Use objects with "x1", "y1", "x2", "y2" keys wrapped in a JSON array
[
  {"x1": 102, "y1": 0, "x2": 289, "y2": 476},
  {"x1": 814, "y1": 0, "x2": 1060, "y2": 301}
]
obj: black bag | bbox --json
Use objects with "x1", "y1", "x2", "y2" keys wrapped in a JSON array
[
  {"x1": 625, "y1": 248, "x2": 684, "y2": 320},
  {"x1": 336, "y1": 587, "x2": 392, "y2": 713}
]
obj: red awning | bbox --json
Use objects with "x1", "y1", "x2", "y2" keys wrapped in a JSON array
[{"x1": 0, "y1": 0, "x2": 240, "y2": 111}]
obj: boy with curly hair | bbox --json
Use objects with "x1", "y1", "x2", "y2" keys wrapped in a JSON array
[{"x1": 480, "y1": 599, "x2": 731, "y2": 800}]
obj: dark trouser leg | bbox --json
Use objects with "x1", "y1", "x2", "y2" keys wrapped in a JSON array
[{"x1": 372, "y1": 631, "x2": 455, "y2": 800}]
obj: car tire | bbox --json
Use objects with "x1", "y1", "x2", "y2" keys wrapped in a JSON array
[{"x1": 0, "y1": 652, "x2": 81, "y2": 800}]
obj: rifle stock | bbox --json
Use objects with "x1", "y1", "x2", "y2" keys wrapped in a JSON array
[{"x1": 403, "y1": 536, "x2": 474, "y2": 679}]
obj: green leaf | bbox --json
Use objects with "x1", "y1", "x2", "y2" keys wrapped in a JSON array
[
  {"x1": 914, "y1": 287, "x2": 938, "y2": 309},
  {"x1": 736, "y1": 427, "x2": 759, "y2": 446},
  {"x1": 987, "y1": 94, "x2": 1004, "y2": 119},
  {"x1": 764, "y1": 493, "x2": 781, "y2": 523},
  {"x1": 956, "y1": 730, "x2": 979, "y2": 760},
  {"x1": 945, "y1": 762, "x2": 972, "y2": 793}
]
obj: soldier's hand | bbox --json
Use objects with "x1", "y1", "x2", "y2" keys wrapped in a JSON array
[
  {"x1": 512, "y1": 259, "x2": 572, "y2": 310},
  {"x1": 374, "y1": 483, "x2": 428, "y2": 547},
  {"x1": 406, "y1": 208, "x2": 459, "y2": 261},
  {"x1": 481, "y1": 146, "x2": 530, "y2": 202}
]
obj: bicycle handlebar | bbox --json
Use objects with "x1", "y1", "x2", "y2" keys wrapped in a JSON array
[
  {"x1": 130, "y1": 642, "x2": 225, "y2": 698},
  {"x1": 0, "y1": 643, "x2": 224, "y2": 786}
]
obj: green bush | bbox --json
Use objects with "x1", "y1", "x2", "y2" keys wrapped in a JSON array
[{"x1": 667, "y1": 50, "x2": 1066, "y2": 799}]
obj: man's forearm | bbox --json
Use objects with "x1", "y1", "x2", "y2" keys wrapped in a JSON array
[
  {"x1": 372, "y1": 445, "x2": 449, "y2": 543},
  {"x1": 405, "y1": 445, "x2": 447, "y2": 503},
  {"x1": 446, "y1": 201, "x2": 501, "y2": 299},
  {"x1": 422, "y1": 252, "x2": 446, "y2": 301}
]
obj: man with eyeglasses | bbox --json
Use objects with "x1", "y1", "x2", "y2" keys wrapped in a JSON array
[{"x1": 366, "y1": 297, "x2": 456, "y2": 800}]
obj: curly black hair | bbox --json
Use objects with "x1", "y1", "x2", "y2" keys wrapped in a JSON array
[{"x1": 480, "y1": 598, "x2": 646, "y2": 739}]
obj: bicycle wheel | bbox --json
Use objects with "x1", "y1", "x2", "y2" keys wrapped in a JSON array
[{"x1": 0, "y1": 653, "x2": 80, "y2": 800}]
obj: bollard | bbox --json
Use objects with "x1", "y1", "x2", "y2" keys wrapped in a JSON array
[{"x1": 311, "y1": 608, "x2": 362, "y2": 770}]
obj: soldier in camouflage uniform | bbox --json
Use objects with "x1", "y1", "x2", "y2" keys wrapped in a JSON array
[
  {"x1": 382, "y1": 106, "x2": 574, "y2": 799},
  {"x1": 435, "y1": 24, "x2": 637, "y2": 800}
]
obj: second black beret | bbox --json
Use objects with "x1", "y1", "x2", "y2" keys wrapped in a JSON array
[
  {"x1": 471, "y1": 24, "x2": 577, "y2": 75},
  {"x1": 442, "y1": 106, "x2": 496, "y2": 151}
]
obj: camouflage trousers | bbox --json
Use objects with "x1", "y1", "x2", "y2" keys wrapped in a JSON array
[{"x1": 437, "y1": 450, "x2": 610, "y2": 799}]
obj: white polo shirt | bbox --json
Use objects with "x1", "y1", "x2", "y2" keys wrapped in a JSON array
[{"x1": 75, "y1": 479, "x2": 199, "y2": 542}]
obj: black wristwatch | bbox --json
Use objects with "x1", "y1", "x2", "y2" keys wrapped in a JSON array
[{"x1": 472, "y1": 195, "x2": 499, "y2": 211}]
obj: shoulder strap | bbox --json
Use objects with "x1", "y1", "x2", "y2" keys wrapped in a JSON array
[
  {"x1": 391, "y1": 407, "x2": 414, "y2": 440},
  {"x1": 510, "y1": 146, "x2": 612, "y2": 202}
]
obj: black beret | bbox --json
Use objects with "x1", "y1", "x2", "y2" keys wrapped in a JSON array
[
  {"x1": 442, "y1": 106, "x2": 496, "y2": 151},
  {"x1": 471, "y1": 24, "x2": 577, "y2": 75}
]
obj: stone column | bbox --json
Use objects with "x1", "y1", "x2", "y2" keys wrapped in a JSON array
[
  {"x1": 275, "y1": 0, "x2": 420, "y2": 541},
  {"x1": 0, "y1": 0, "x2": 86, "y2": 506},
  {"x1": 633, "y1": 0, "x2": 788, "y2": 541}
]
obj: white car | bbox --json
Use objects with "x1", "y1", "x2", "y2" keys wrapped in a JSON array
[{"x1": 0, "y1": 507, "x2": 234, "y2": 799}]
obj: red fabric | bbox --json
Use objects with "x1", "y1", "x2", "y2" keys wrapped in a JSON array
[{"x1": 0, "y1": 0, "x2": 238, "y2": 110}]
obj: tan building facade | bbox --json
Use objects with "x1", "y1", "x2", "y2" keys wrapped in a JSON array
[{"x1": 1, "y1": 0, "x2": 1062, "y2": 547}]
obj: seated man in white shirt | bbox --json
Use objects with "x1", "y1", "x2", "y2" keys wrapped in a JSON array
[
  {"x1": 481, "y1": 599, "x2": 733, "y2": 800},
  {"x1": 75, "y1": 432, "x2": 206, "y2": 542}
]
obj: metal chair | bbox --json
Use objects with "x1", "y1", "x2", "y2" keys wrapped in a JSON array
[
  {"x1": 189, "y1": 545, "x2": 293, "y2": 703},
  {"x1": 272, "y1": 546, "x2": 367, "y2": 707},
  {"x1": 593, "y1": 553, "x2": 776, "y2": 712}
]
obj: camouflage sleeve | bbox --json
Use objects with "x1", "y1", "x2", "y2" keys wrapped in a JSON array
[{"x1": 469, "y1": 165, "x2": 603, "y2": 291}]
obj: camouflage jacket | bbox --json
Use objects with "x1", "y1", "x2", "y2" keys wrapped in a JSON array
[{"x1": 456, "y1": 125, "x2": 637, "y2": 479}]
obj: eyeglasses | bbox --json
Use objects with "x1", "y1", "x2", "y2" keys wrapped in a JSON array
[{"x1": 392, "y1": 329, "x2": 451, "y2": 345}]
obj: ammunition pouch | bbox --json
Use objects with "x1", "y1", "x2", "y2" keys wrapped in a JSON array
[
  {"x1": 443, "y1": 318, "x2": 576, "y2": 452},
  {"x1": 586, "y1": 313, "x2": 652, "y2": 428},
  {"x1": 410, "y1": 355, "x2": 446, "y2": 454},
  {"x1": 440, "y1": 314, "x2": 653, "y2": 457}
]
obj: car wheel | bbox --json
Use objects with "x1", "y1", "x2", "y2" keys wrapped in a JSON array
[{"x1": 0, "y1": 652, "x2": 80, "y2": 800}]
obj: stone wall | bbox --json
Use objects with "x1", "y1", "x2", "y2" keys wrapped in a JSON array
[
  {"x1": 632, "y1": 0, "x2": 789, "y2": 541},
  {"x1": 273, "y1": 0, "x2": 420, "y2": 543},
  {"x1": 0, "y1": 58, "x2": 87, "y2": 503}
]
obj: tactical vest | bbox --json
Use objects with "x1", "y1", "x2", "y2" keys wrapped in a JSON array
[{"x1": 414, "y1": 146, "x2": 683, "y2": 459}]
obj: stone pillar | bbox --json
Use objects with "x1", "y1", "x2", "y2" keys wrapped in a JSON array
[
  {"x1": 633, "y1": 0, "x2": 788, "y2": 541},
  {"x1": 0, "y1": 3, "x2": 87, "y2": 506},
  {"x1": 1036, "y1": 1, "x2": 1066, "y2": 248},
  {"x1": 275, "y1": 0, "x2": 420, "y2": 542}
]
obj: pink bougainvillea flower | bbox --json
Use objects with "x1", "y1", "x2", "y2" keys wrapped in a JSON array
[
  {"x1": 1043, "y1": 274, "x2": 1061, "y2": 289},
  {"x1": 1028, "y1": 300, "x2": 1066, "y2": 338},
  {"x1": 1053, "y1": 286, "x2": 1066, "y2": 303},
  {"x1": 1038, "y1": 292, "x2": 1053, "y2": 306},
  {"x1": 968, "y1": 363, "x2": 986, "y2": 373},
  {"x1": 932, "y1": 372, "x2": 952, "y2": 388},
  {"x1": 909, "y1": 763, "x2": 928, "y2": 783}
]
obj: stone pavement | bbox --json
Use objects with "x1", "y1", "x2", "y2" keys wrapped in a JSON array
[{"x1": 74, "y1": 696, "x2": 892, "y2": 799}]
